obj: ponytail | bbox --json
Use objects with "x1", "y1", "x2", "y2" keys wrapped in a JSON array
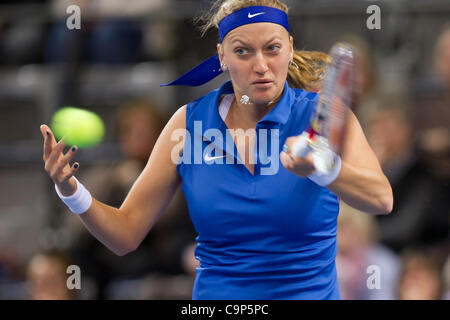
[{"x1": 287, "y1": 50, "x2": 331, "y2": 92}]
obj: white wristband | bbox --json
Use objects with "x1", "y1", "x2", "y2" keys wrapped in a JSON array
[
  {"x1": 55, "y1": 176, "x2": 92, "y2": 215},
  {"x1": 307, "y1": 152, "x2": 342, "y2": 187}
]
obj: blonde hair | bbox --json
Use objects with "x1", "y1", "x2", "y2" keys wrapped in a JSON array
[{"x1": 195, "y1": 0, "x2": 331, "y2": 92}]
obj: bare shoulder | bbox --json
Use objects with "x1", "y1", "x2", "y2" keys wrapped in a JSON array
[
  {"x1": 153, "y1": 105, "x2": 187, "y2": 158},
  {"x1": 168, "y1": 104, "x2": 187, "y2": 129}
]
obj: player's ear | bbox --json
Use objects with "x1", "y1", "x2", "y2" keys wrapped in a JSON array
[
  {"x1": 217, "y1": 43, "x2": 224, "y2": 65},
  {"x1": 289, "y1": 36, "x2": 294, "y2": 61}
]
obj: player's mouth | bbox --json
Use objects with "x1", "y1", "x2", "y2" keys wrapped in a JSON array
[{"x1": 252, "y1": 79, "x2": 273, "y2": 89}]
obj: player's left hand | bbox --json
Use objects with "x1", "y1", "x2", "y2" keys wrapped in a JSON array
[{"x1": 280, "y1": 135, "x2": 316, "y2": 178}]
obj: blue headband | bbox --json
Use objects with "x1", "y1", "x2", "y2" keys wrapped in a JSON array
[
  {"x1": 161, "y1": 6, "x2": 290, "y2": 87},
  {"x1": 218, "y1": 6, "x2": 289, "y2": 43}
]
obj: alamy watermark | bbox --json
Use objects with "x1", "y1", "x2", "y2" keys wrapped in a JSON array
[
  {"x1": 66, "y1": 264, "x2": 81, "y2": 290},
  {"x1": 366, "y1": 5, "x2": 381, "y2": 30},
  {"x1": 366, "y1": 265, "x2": 381, "y2": 290},
  {"x1": 171, "y1": 122, "x2": 280, "y2": 175},
  {"x1": 66, "y1": 5, "x2": 81, "y2": 30},
  {"x1": 65, "y1": 4, "x2": 381, "y2": 34}
]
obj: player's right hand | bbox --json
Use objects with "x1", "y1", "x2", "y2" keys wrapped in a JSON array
[
  {"x1": 280, "y1": 135, "x2": 316, "y2": 178},
  {"x1": 40, "y1": 124, "x2": 79, "y2": 196}
]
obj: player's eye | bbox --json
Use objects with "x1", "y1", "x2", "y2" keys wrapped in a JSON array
[
  {"x1": 235, "y1": 47, "x2": 249, "y2": 55},
  {"x1": 267, "y1": 44, "x2": 281, "y2": 52}
]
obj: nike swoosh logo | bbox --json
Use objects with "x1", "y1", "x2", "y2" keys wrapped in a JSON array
[
  {"x1": 204, "y1": 154, "x2": 226, "y2": 162},
  {"x1": 248, "y1": 12, "x2": 265, "y2": 18}
]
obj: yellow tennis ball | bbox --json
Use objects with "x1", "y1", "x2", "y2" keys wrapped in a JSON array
[{"x1": 51, "y1": 107, "x2": 105, "y2": 148}]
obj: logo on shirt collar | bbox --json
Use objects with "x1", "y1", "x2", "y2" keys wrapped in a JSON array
[{"x1": 204, "y1": 154, "x2": 226, "y2": 162}]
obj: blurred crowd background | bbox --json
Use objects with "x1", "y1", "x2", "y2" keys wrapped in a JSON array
[{"x1": 0, "y1": 0, "x2": 448, "y2": 300}]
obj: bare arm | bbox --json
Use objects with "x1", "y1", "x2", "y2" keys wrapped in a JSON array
[
  {"x1": 327, "y1": 112, "x2": 393, "y2": 215},
  {"x1": 281, "y1": 111, "x2": 393, "y2": 215},
  {"x1": 40, "y1": 105, "x2": 187, "y2": 255}
]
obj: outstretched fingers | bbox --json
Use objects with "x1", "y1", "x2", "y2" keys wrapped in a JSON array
[
  {"x1": 41, "y1": 124, "x2": 57, "y2": 162},
  {"x1": 59, "y1": 162, "x2": 80, "y2": 184},
  {"x1": 53, "y1": 145, "x2": 79, "y2": 184},
  {"x1": 46, "y1": 138, "x2": 67, "y2": 172}
]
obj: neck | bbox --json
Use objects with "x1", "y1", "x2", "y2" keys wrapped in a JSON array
[{"x1": 229, "y1": 90, "x2": 284, "y2": 128}]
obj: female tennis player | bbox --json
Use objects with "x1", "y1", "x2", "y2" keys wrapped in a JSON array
[{"x1": 40, "y1": 0, "x2": 393, "y2": 299}]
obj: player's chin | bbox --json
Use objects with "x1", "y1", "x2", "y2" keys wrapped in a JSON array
[{"x1": 250, "y1": 87, "x2": 278, "y2": 104}]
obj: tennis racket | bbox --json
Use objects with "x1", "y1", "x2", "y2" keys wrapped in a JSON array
[{"x1": 291, "y1": 42, "x2": 359, "y2": 173}]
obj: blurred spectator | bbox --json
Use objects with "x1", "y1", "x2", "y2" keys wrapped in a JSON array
[
  {"x1": 46, "y1": 0, "x2": 173, "y2": 64},
  {"x1": 44, "y1": 0, "x2": 175, "y2": 108},
  {"x1": 433, "y1": 24, "x2": 450, "y2": 90},
  {"x1": 0, "y1": 1, "x2": 47, "y2": 65},
  {"x1": 412, "y1": 23, "x2": 450, "y2": 180},
  {"x1": 408, "y1": 23, "x2": 450, "y2": 256},
  {"x1": 397, "y1": 249, "x2": 443, "y2": 300},
  {"x1": 0, "y1": 246, "x2": 21, "y2": 282},
  {"x1": 366, "y1": 102, "x2": 413, "y2": 178},
  {"x1": 366, "y1": 101, "x2": 449, "y2": 253},
  {"x1": 26, "y1": 250, "x2": 75, "y2": 300},
  {"x1": 1, "y1": 22, "x2": 45, "y2": 65},
  {"x1": 336, "y1": 203, "x2": 400, "y2": 300},
  {"x1": 0, "y1": 246, "x2": 27, "y2": 299},
  {"x1": 45, "y1": 17, "x2": 143, "y2": 65},
  {"x1": 60, "y1": 100, "x2": 197, "y2": 299}
]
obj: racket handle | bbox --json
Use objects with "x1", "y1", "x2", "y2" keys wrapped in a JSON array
[
  {"x1": 291, "y1": 131, "x2": 313, "y2": 158},
  {"x1": 291, "y1": 131, "x2": 339, "y2": 174},
  {"x1": 310, "y1": 136, "x2": 339, "y2": 174}
]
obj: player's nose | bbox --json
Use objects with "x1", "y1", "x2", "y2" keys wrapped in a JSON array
[{"x1": 253, "y1": 52, "x2": 269, "y2": 74}]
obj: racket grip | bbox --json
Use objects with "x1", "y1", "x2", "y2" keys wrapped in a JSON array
[
  {"x1": 310, "y1": 135, "x2": 336, "y2": 174},
  {"x1": 291, "y1": 131, "x2": 313, "y2": 158}
]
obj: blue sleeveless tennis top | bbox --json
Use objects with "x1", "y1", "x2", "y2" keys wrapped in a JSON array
[{"x1": 177, "y1": 80, "x2": 340, "y2": 299}]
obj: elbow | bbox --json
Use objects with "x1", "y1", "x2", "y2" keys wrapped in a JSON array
[
  {"x1": 380, "y1": 197, "x2": 393, "y2": 215},
  {"x1": 112, "y1": 210, "x2": 142, "y2": 256},
  {"x1": 379, "y1": 185, "x2": 394, "y2": 215},
  {"x1": 114, "y1": 246, "x2": 136, "y2": 257},
  {"x1": 113, "y1": 241, "x2": 139, "y2": 257},
  {"x1": 114, "y1": 248, "x2": 131, "y2": 257}
]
